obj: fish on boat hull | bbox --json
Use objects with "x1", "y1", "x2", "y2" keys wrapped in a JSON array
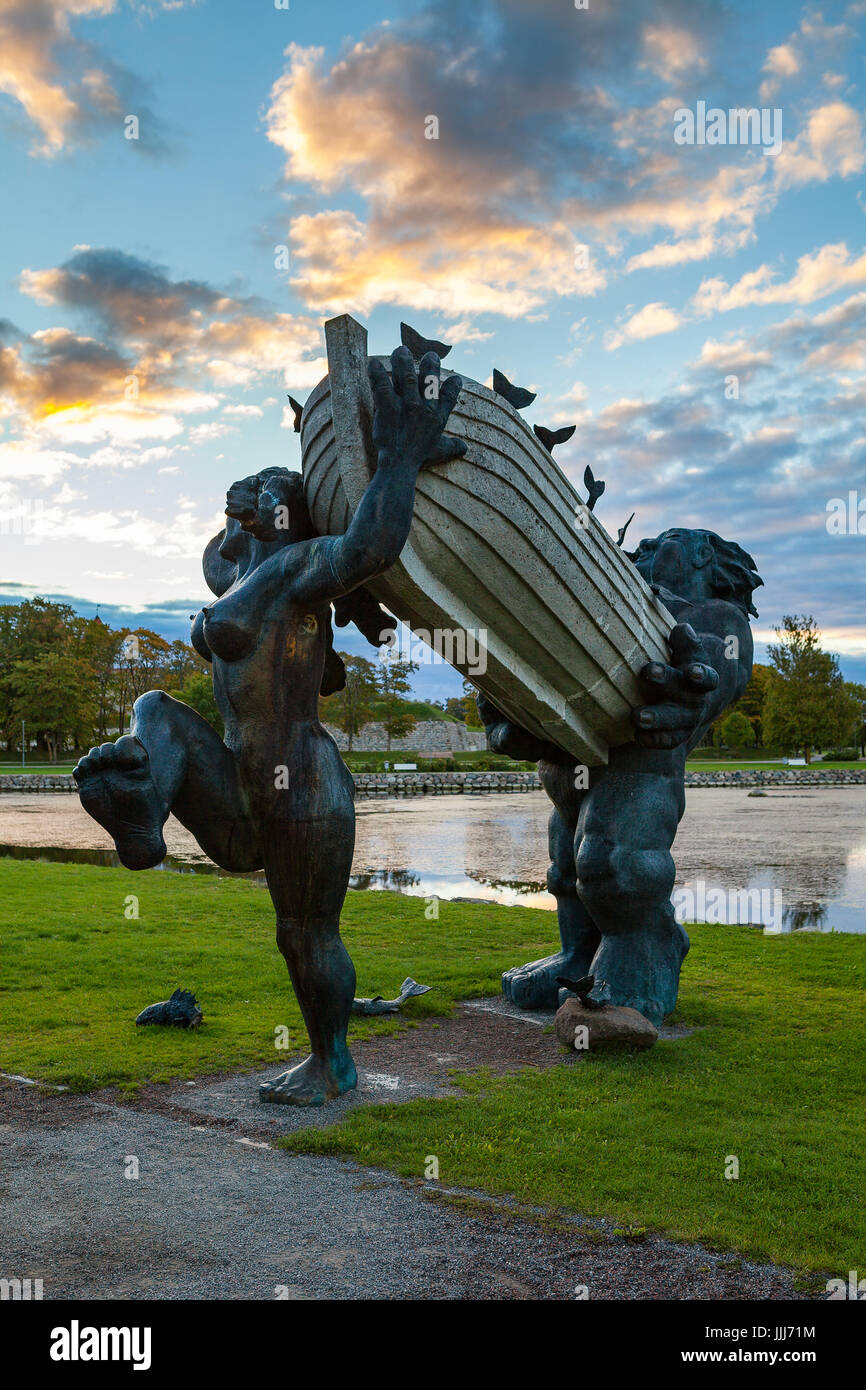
[{"x1": 301, "y1": 315, "x2": 673, "y2": 766}]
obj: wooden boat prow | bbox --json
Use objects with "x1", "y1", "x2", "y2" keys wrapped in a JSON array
[{"x1": 301, "y1": 315, "x2": 673, "y2": 766}]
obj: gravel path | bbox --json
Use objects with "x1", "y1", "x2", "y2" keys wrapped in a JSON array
[{"x1": 0, "y1": 1057, "x2": 817, "y2": 1301}]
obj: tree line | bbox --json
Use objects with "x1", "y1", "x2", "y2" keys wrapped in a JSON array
[
  {"x1": 322, "y1": 657, "x2": 491, "y2": 751},
  {"x1": 0, "y1": 599, "x2": 458, "y2": 761},
  {"x1": 0, "y1": 598, "x2": 210, "y2": 762},
  {"x1": 713, "y1": 615, "x2": 865, "y2": 761},
  {"x1": 2, "y1": 600, "x2": 862, "y2": 765},
  {"x1": 321, "y1": 654, "x2": 454, "y2": 750}
]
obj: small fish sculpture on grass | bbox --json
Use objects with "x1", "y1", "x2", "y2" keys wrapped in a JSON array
[
  {"x1": 351, "y1": 977, "x2": 431, "y2": 1016},
  {"x1": 135, "y1": 988, "x2": 203, "y2": 1029}
]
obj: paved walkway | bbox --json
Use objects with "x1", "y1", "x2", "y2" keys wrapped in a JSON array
[{"x1": 0, "y1": 1020, "x2": 816, "y2": 1301}]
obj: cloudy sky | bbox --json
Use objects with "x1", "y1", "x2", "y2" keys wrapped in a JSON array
[{"x1": 1, "y1": 0, "x2": 865, "y2": 696}]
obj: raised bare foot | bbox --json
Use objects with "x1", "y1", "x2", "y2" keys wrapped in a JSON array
[
  {"x1": 73, "y1": 736, "x2": 167, "y2": 870},
  {"x1": 502, "y1": 946, "x2": 597, "y2": 1011},
  {"x1": 259, "y1": 1053, "x2": 357, "y2": 1107}
]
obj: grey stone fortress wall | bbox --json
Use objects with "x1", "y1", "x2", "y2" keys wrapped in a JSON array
[
  {"x1": 3, "y1": 768, "x2": 866, "y2": 796},
  {"x1": 322, "y1": 720, "x2": 488, "y2": 752}
]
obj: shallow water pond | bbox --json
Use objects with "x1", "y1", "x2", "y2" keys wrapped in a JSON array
[{"x1": 1, "y1": 786, "x2": 864, "y2": 932}]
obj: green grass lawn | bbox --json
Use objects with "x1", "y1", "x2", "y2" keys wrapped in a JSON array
[
  {"x1": 342, "y1": 748, "x2": 534, "y2": 772},
  {"x1": 0, "y1": 859, "x2": 550, "y2": 1090},
  {"x1": 2, "y1": 750, "x2": 533, "y2": 776},
  {"x1": 686, "y1": 760, "x2": 866, "y2": 772},
  {"x1": 4, "y1": 754, "x2": 863, "y2": 776},
  {"x1": 1, "y1": 858, "x2": 863, "y2": 1273},
  {"x1": 0, "y1": 764, "x2": 77, "y2": 774}
]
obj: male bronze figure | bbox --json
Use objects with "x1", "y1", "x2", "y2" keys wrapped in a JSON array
[{"x1": 479, "y1": 528, "x2": 762, "y2": 1026}]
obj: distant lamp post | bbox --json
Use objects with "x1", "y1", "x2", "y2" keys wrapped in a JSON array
[{"x1": 21, "y1": 720, "x2": 25, "y2": 770}]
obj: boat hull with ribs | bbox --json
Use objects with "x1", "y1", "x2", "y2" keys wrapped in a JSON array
[{"x1": 300, "y1": 315, "x2": 673, "y2": 766}]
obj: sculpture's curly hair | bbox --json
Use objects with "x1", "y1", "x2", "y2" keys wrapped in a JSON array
[
  {"x1": 629, "y1": 529, "x2": 763, "y2": 617},
  {"x1": 203, "y1": 466, "x2": 395, "y2": 696}
]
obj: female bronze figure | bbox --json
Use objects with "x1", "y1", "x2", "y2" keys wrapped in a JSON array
[{"x1": 74, "y1": 347, "x2": 464, "y2": 1105}]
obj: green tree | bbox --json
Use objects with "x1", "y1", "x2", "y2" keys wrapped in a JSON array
[
  {"x1": 763, "y1": 615, "x2": 859, "y2": 763},
  {"x1": 6, "y1": 653, "x2": 98, "y2": 762},
  {"x1": 376, "y1": 656, "x2": 419, "y2": 750},
  {"x1": 461, "y1": 679, "x2": 484, "y2": 729},
  {"x1": 734, "y1": 662, "x2": 771, "y2": 747},
  {"x1": 843, "y1": 681, "x2": 866, "y2": 756},
  {"x1": 718, "y1": 709, "x2": 755, "y2": 748},
  {"x1": 323, "y1": 654, "x2": 378, "y2": 751},
  {"x1": 115, "y1": 629, "x2": 172, "y2": 732},
  {"x1": 7, "y1": 597, "x2": 77, "y2": 660},
  {"x1": 444, "y1": 683, "x2": 484, "y2": 728},
  {"x1": 168, "y1": 672, "x2": 224, "y2": 738},
  {"x1": 165, "y1": 639, "x2": 209, "y2": 688},
  {"x1": 0, "y1": 600, "x2": 209, "y2": 753},
  {"x1": 0, "y1": 598, "x2": 81, "y2": 750},
  {"x1": 76, "y1": 618, "x2": 125, "y2": 743}
]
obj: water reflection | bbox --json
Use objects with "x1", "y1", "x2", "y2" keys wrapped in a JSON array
[
  {"x1": 0, "y1": 786, "x2": 864, "y2": 932},
  {"x1": 469, "y1": 872, "x2": 548, "y2": 896},
  {"x1": 349, "y1": 867, "x2": 421, "y2": 892},
  {"x1": 0, "y1": 841, "x2": 262, "y2": 881},
  {"x1": 784, "y1": 903, "x2": 829, "y2": 931}
]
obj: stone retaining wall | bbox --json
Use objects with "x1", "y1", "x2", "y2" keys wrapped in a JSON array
[
  {"x1": 0, "y1": 770, "x2": 536, "y2": 797},
  {"x1": 2, "y1": 767, "x2": 864, "y2": 797},
  {"x1": 352, "y1": 771, "x2": 538, "y2": 799},
  {"x1": 323, "y1": 720, "x2": 487, "y2": 752},
  {"x1": 683, "y1": 768, "x2": 866, "y2": 787},
  {"x1": 0, "y1": 775, "x2": 79, "y2": 792}
]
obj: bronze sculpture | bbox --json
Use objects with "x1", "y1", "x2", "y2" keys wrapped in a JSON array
[
  {"x1": 74, "y1": 308, "x2": 763, "y2": 1095},
  {"x1": 480, "y1": 528, "x2": 762, "y2": 1026},
  {"x1": 74, "y1": 347, "x2": 464, "y2": 1105},
  {"x1": 297, "y1": 316, "x2": 763, "y2": 1030}
]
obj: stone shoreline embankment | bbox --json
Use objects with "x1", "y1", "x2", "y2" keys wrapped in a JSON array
[
  {"x1": 2, "y1": 767, "x2": 865, "y2": 798},
  {"x1": 683, "y1": 768, "x2": 866, "y2": 788}
]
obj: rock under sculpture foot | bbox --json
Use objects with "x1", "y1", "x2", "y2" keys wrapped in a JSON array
[
  {"x1": 502, "y1": 945, "x2": 598, "y2": 1011},
  {"x1": 587, "y1": 920, "x2": 690, "y2": 1029},
  {"x1": 259, "y1": 1052, "x2": 358, "y2": 1107},
  {"x1": 73, "y1": 736, "x2": 167, "y2": 870}
]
